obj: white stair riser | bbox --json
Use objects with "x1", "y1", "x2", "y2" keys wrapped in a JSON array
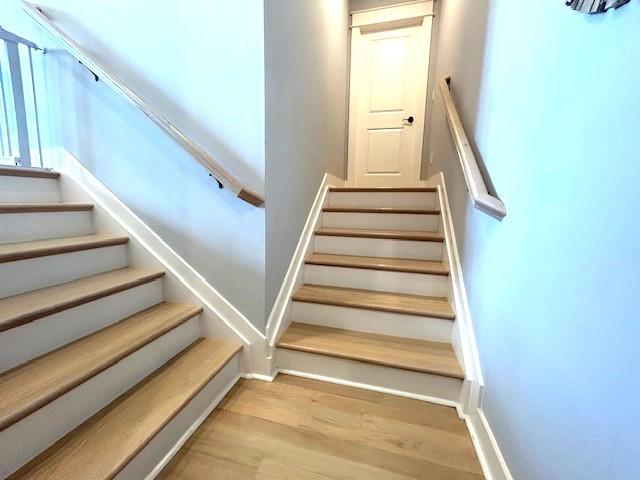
[
  {"x1": 328, "y1": 191, "x2": 436, "y2": 209},
  {"x1": 0, "y1": 176, "x2": 60, "y2": 203},
  {"x1": 0, "y1": 211, "x2": 94, "y2": 243},
  {"x1": 276, "y1": 349, "x2": 462, "y2": 406},
  {"x1": 314, "y1": 235, "x2": 443, "y2": 261},
  {"x1": 0, "y1": 280, "x2": 163, "y2": 374},
  {"x1": 117, "y1": 354, "x2": 241, "y2": 480},
  {"x1": 0, "y1": 245, "x2": 128, "y2": 299},
  {"x1": 292, "y1": 302, "x2": 453, "y2": 343},
  {"x1": 0, "y1": 316, "x2": 200, "y2": 479},
  {"x1": 304, "y1": 264, "x2": 450, "y2": 297},
  {"x1": 322, "y1": 211, "x2": 439, "y2": 232}
]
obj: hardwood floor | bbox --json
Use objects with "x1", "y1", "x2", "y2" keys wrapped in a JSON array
[{"x1": 158, "y1": 375, "x2": 483, "y2": 480}]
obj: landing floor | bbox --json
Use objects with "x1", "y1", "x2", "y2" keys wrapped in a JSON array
[{"x1": 158, "y1": 375, "x2": 483, "y2": 479}]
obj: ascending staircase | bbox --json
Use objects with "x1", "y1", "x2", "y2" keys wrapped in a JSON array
[
  {"x1": 276, "y1": 186, "x2": 465, "y2": 403},
  {"x1": 0, "y1": 166, "x2": 242, "y2": 479}
]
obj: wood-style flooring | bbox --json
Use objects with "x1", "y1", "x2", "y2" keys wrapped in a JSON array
[{"x1": 158, "y1": 375, "x2": 483, "y2": 480}]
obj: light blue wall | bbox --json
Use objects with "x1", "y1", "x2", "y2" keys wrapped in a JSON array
[
  {"x1": 0, "y1": 1, "x2": 267, "y2": 328},
  {"x1": 429, "y1": 2, "x2": 640, "y2": 479}
]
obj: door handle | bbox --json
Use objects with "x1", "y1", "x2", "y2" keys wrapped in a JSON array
[{"x1": 403, "y1": 116, "x2": 414, "y2": 125}]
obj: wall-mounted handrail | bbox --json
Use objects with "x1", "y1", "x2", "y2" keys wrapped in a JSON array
[
  {"x1": 22, "y1": 1, "x2": 264, "y2": 207},
  {"x1": 439, "y1": 76, "x2": 506, "y2": 220}
]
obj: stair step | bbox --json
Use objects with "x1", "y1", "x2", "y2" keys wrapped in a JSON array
[
  {"x1": 0, "y1": 303, "x2": 202, "y2": 431},
  {"x1": 292, "y1": 284, "x2": 454, "y2": 320},
  {"x1": 315, "y1": 228, "x2": 444, "y2": 242},
  {"x1": 0, "y1": 166, "x2": 60, "y2": 179},
  {"x1": 306, "y1": 253, "x2": 449, "y2": 275},
  {"x1": 10, "y1": 339, "x2": 241, "y2": 480},
  {"x1": 0, "y1": 234, "x2": 129, "y2": 264},
  {"x1": 0, "y1": 202, "x2": 93, "y2": 214},
  {"x1": 0, "y1": 267, "x2": 165, "y2": 332},
  {"x1": 323, "y1": 207, "x2": 440, "y2": 214},
  {"x1": 329, "y1": 187, "x2": 437, "y2": 192},
  {"x1": 278, "y1": 323, "x2": 463, "y2": 379}
]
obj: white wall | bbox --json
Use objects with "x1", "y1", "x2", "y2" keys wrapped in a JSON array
[
  {"x1": 429, "y1": 2, "x2": 640, "y2": 479},
  {"x1": 264, "y1": 0, "x2": 349, "y2": 315},
  {"x1": 0, "y1": 1, "x2": 267, "y2": 328}
]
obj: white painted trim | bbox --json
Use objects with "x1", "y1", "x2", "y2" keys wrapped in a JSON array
[
  {"x1": 48, "y1": 150, "x2": 265, "y2": 374},
  {"x1": 277, "y1": 369, "x2": 459, "y2": 409},
  {"x1": 241, "y1": 372, "x2": 276, "y2": 383},
  {"x1": 142, "y1": 371, "x2": 241, "y2": 480},
  {"x1": 351, "y1": 0, "x2": 432, "y2": 14},
  {"x1": 265, "y1": 173, "x2": 341, "y2": 352},
  {"x1": 351, "y1": 1, "x2": 434, "y2": 27},
  {"x1": 463, "y1": 408, "x2": 514, "y2": 480},
  {"x1": 435, "y1": 173, "x2": 484, "y2": 389}
]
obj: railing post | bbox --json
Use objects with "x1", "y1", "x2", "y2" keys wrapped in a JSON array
[{"x1": 5, "y1": 42, "x2": 30, "y2": 166}]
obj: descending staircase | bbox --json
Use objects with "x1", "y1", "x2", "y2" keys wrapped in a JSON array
[
  {"x1": 276, "y1": 186, "x2": 465, "y2": 403},
  {"x1": 0, "y1": 166, "x2": 242, "y2": 479}
]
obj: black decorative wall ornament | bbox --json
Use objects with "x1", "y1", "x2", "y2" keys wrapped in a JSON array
[{"x1": 566, "y1": 0, "x2": 631, "y2": 13}]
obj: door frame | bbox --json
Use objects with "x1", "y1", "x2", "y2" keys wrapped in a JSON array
[{"x1": 346, "y1": 1, "x2": 435, "y2": 186}]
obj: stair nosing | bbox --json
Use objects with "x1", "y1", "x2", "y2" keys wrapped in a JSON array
[
  {"x1": 0, "y1": 234, "x2": 130, "y2": 264},
  {"x1": 0, "y1": 166, "x2": 60, "y2": 179},
  {"x1": 292, "y1": 284, "x2": 455, "y2": 320},
  {"x1": 9, "y1": 339, "x2": 242, "y2": 480},
  {"x1": 0, "y1": 202, "x2": 94, "y2": 214},
  {"x1": 277, "y1": 323, "x2": 464, "y2": 380},
  {"x1": 315, "y1": 228, "x2": 445, "y2": 242},
  {"x1": 329, "y1": 187, "x2": 437, "y2": 193},
  {"x1": 305, "y1": 254, "x2": 450, "y2": 276},
  {"x1": 323, "y1": 207, "x2": 440, "y2": 215},
  {"x1": 0, "y1": 303, "x2": 203, "y2": 431},
  {"x1": 0, "y1": 268, "x2": 166, "y2": 333}
]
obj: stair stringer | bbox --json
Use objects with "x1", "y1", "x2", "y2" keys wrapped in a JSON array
[
  {"x1": 48, "y1": 149, "x2": 267, "y2": 376},
  {"x1": 264, "y1": 172, "x2": 345, "y2": 367}
]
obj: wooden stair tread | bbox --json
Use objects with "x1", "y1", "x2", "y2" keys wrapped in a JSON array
[
  {"x1": 9, "y1": 339, "x2": 242, "y2": 480},
  {"x1": 0, "y1": 267, "x2": 165, "y2": 332},
  {"x1": 306, "y1": 253, "x2": 449, "y2": 275},
  {"x1": 0, "y1": 166, "x2": 60, "y2": 179},
  {"x1": 292, "y1": 284, "x2": 455, "y2": 320},
  {"x1": 329, "y1": 187, "x2": 437, "y2": 192},
  {"x1": 278, "y1": 323, "x2": 464, "y2": 379},
  {"x1": 0, "y1": 202, "x2": 93, "y2": 213},
  {"x1": 0, "y1": 302, "x2": 202, "y2": 431},
  {"x1": 0, "y1": 234, "x2": 129, "y2": 263},
  {"x1": 315, "y1": 227, "x2": 444, "y2": 242},
  {"x1": 323, "y1": 207, "x2": 440, "y2": 214}
]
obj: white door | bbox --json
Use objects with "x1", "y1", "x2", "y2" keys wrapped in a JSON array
[{"x1": 348, "y1": 2, "x2": 433, "y2": 187}]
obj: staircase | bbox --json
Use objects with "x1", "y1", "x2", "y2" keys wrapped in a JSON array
[
  {"x1": 0, "y1": 166, "x2": 242, "y2": 479},
  {"x1": 276, "y1": 186, "x2": 465, "y2": 403}
]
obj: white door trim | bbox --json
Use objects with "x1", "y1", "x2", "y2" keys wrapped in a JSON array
[
  {"x1": 347, "y1": 1, "x2": 434, "y2": 187},
  {"x1": 351, "y1": 1, "x2": 434, "y2": 27}
]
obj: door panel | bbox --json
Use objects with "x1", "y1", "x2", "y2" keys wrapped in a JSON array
[{"x1": 348, "y1": 12, "x2": 432, "y2": 187}]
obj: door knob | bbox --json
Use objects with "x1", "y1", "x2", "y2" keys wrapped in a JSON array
[{"x1": 403, "y1": 116, "x2": 414, "y2": 124}]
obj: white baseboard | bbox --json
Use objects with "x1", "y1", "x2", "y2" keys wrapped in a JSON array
[
  {"x1": 464, "y1": 408, "x2": 514, "y2": 480},
  {"x1": 277, "y1": 368, "x2": 459, "y2": 408},
  {"x1": 49, "y1": 149, "x2": 264, "y2": 370},
  {"x1": 265, "y1": 173, "x2": 341, "y2": 353},
  {"x1": 429, "y1": 172, "x2": 512, "y2": 480},
  {"x1": 242, "y1": 372, "x2": 277, "y2": 382},
  {"x1": 433, "y1": 173, "x2": 484, "y2": 398}
]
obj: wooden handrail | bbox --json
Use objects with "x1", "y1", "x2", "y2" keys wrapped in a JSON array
[
  {"x1": 439, "y1": 77, "x2": 506, "y2": 220},
  {"x1": 22, "y1": 1, "x2": 264, "y2": 207}
]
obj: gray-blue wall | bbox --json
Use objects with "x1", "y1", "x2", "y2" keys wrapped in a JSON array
[{"x1": 429, "y1": 2, "x2": 640, "y2": 479}]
